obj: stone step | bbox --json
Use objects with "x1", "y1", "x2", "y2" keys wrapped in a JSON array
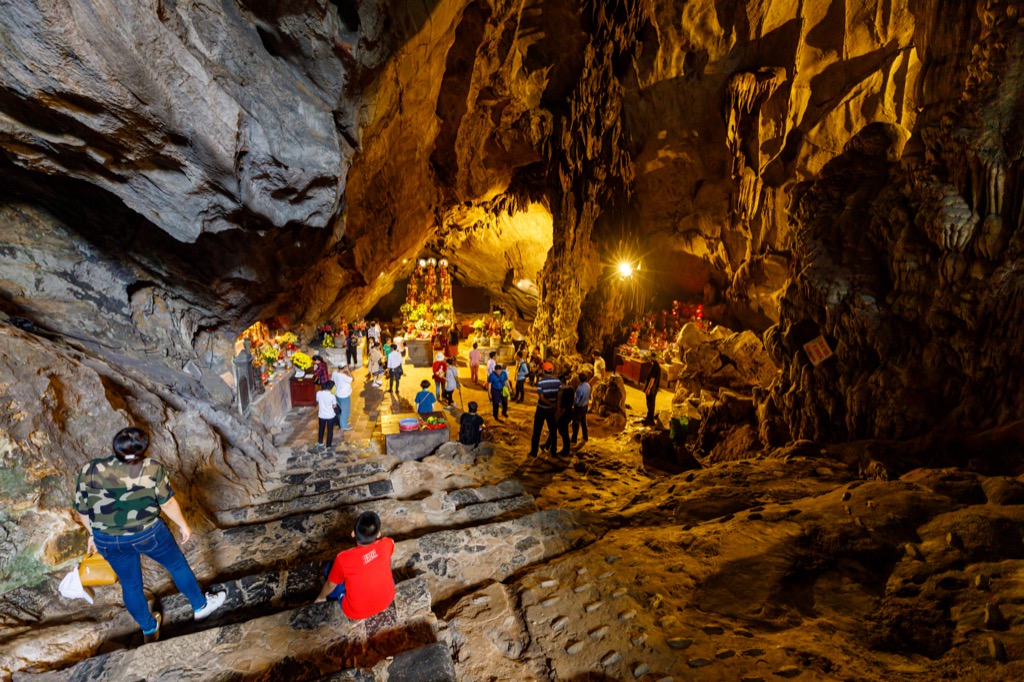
[
  {"x1": 14, "y1": 577, "x2": 434, "y2": 682},
  {"x1": 213, "y1": 477, "x2": 396, "y2": 527},
  {"x1": 313, "y1": 642, "x2": 455, "y2": 681},
  {"x1": 273, "y1": 443, "x2": 386, "y2": 477},
  {"x1": 204, "y1": 482, "x2": 536, "y2": 581},
  {"x1": 256, "y1": 460, "x2": 395, "y2": 504}
]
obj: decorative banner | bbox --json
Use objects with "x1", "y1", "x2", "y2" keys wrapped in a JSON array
[{"x1": 803, "y1": 335, "x2": 833, "y2": 366}]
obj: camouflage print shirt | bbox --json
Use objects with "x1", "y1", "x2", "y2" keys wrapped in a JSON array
[{"x1": 74, "y1": 457, "x2": 174, "y2": 535}]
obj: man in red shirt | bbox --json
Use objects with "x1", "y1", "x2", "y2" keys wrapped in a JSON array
[{"x1": 314, "y1": 511, "x2": 396, "y2": 619}]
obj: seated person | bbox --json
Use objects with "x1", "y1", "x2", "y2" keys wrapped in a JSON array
[
  {"x1": 459, "y1": 401, "x2": 485, "y2": 446},
  {"x1": 315, "y1": 511, "x2": 395, "y2": 620},
  {"x1": 415, "y1": 379, "x2": 437, "y2": 414}
]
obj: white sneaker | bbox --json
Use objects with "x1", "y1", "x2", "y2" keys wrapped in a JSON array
[{"x1": 194, "y1": 590, "x2": 227, "y2": 621}]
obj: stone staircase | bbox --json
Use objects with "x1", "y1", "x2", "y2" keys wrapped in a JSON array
[{"x1": 11, "y1": 443, "x2": 594, "y2": 681}]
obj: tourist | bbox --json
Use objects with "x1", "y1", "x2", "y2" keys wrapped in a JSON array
[
  {"x1": 345, "y1": 330, "x2": 359, "y2": 367},
  {"x1": 444, "y1": 357, "x2": 460, "y2": 408},
  {"x1": 513, "y1": 351, "x2": 529, "y2": 403},
  {"x1": 488, "y1": 362, "x2": 510, "y2": 421},
  {"x1": 644, "y1": 354, "x2": 662, "y2": 424},
  {"x1": 312, "y1": 355, "x2": 329, "y2": 387},
  {"x1": 527, "y1": 346, "x2": 542, "y2": 385},
  {"x1": 485, "y1": 351, "x2": 497, "y2": 388},
  {"x1": 386, "y1": 344, "x2": 404, "y2": 394},
  {"x1": 447, "y1": 324, "x2": 460, "y2": 358},
  {"x1": 393, "y1": 332, "x2": 406, "y2": 356},
  {"x1": 553, "y1": 373, "x2": 575, "y2": 456},
  {"x1": 368, "y1": 342, "x2": 383, "y2": 387},
  {"x1": 592, "y1": 351, "x2": 606, "y2": 381},
  {"x1": 432, "y1": 352, "x2": 446, "y2": 399},
  {"x1": 334, "y1": 366, "x2": 354, "y2": 431},
  {"x1": 459, "y1": 401, "x2": 485, "y2": 446},
  {"x1": 415, "y1": 380, "x2": 437, "y2": 414},
  {"x1": 316, "y1": 380, "x2": 338, "y2": 447},
  {"x1": 74, "y1": 427, "x2": 226, "y2": 643},
  {"x1": 528, "y1": 363, "x2": 561, "y2": 457},
  {"x1": 314, "y1": 511, "x2": 396, "y2": 621},
  {"x1": 571, "y1": 373, "x2": 591, "y2": 444},
  {"x1": 468, "y1": 342, "x2": 482, "y2": 384},
  {"x1": 368, "y1": 319, "x2": 381, "y2": 354}
]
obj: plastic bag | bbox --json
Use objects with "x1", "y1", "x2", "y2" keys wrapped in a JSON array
[{"x1": 59, "y1": 566, "x2": 95, "y2": 604}]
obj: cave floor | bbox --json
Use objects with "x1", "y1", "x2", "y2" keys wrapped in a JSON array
[{"x1": 7, "y1": 355, "x2": 1022, "y2": 681}]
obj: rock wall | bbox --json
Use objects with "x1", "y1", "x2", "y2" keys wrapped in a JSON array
[{"x1": 760, "y1": 0, "x2": 1024, "y2": 444}]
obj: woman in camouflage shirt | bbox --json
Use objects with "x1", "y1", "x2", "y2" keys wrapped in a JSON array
[{"x1": 74, "y1": 427, "x2": 225, "y2": 642}]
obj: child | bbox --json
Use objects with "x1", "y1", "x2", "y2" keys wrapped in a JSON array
[
  {"x1": 315, "y1": 511, "x2": 396, "y2": 620},
  {"x1": 415, "y1": 380, "x2": 437, "y2": 414},
  {"x1": 468, "y1": 342, "x2": 481, "y2": 383},
  {"x1": 459, "y1": 401, "x2": 485, "y2": 446}
]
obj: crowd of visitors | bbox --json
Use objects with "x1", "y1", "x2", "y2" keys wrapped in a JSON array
[{"x1": 70, "y1": 321, "x2": 670, "y2": 647}]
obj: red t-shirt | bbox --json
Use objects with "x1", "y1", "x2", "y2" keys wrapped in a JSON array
[
  {"x1": 432, "y1": 361, "x2": 446, "y2": 382},
  {"x1": 327, "y1": 537, "x2": 396, "y2": 620}
]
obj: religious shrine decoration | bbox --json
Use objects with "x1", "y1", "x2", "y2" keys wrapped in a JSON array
[
  {"x1": 803, "y1": 336, "x2": 833, "y2": 366},
  {"x1": 237, "y1": 320, "x2": 283, "y2": 386},
  {"x1": 401, "y1": 256, "x2": 455, "y2": 339},
  {"x1": 617, "y1": 300, "x2": 709, "y2": 362}
]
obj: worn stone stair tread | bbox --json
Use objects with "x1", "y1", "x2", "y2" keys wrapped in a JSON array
[
  {"x1": 214, "y1": 478, "x2": 396, "y2": 527},
  {"x1": 15, "y1": 577, "x2": 432, "y2": 682},
  {"x1": 204, "y1": 485, "x2": 539, "y2": 585},
  {"x1": 313, "y1": 642, "x2": 456, "y2": 682},
  {"x1": 255, "y1": 461, "x2": 395, "y2": 504}
]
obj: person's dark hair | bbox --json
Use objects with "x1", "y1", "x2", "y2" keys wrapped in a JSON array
[
  {"x1": 473, "y1": 342, "x2": 478, "y2": 349},
  {"x1": 354, "y1": 511, "x2": 382, "y2": 544},
  {"x1": 467, "y1": 401, "x2": 478, "y2": 413},
  {"x1": 447, "y1": 357, "x2": 456, "y2": 365},
  {"x1": 516, "y1": 351, "x2": 523, "y2": 359},
  {"x1": 322, "y1": 380, "x2": 335, "y2": 390},
  {"x1": 579, "y1": 372, "x2": 588, "y2": 382},
  {"x1": 112, "y1": 427, "x2": 150, "y2": 462},
  {"x1": 420, "y1": 379, "x2": 430, "y2": 389},
  {"x1": 489, "y1": 351, "x2": 496, "y2": 358}
]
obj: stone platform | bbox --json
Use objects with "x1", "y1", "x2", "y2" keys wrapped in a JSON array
[{"x1": 382, "y1": 413, "x2": 450, "y2": 461}]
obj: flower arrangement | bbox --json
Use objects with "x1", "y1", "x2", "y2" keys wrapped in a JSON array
[
  {"x1": 322, "y1": 333, "x2": 334, "y2": 348},
  {"x1": 291, "y1": 351, "x2": 313, "y2": 371},
  {"x1": 261, "y1": 346, "x2": 280, "y2": 364},
  {"x1": 501, "y1": 320, "x2": 514, "y2": 343},
  {"x1": 278, "y1": 332, "x2": 298, "y2": 347},
  {"x1": 472, "y1": 319, "x2": 486, "y2": 333}
]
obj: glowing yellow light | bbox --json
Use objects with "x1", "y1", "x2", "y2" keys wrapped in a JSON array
[
  {"x1": 618, "y1": 262, "x2": 633, "y2": 277},
  {"x1": 418, "y1": 259, "x2": 427, "y2": 267}
]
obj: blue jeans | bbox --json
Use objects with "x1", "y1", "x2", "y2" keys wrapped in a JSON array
[
  {"x1": 93, "y1": 519, "x2": 207, "y2": 633},
  {"x1": 336, "y1": 395, "x2": 351, "y2": 429}
]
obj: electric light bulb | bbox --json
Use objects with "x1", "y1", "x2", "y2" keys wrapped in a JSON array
[{"x1": 618, "y1": 262, "x2": 633, "y2": 277}]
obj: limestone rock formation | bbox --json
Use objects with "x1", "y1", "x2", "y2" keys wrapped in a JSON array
[{"x1": 2, "y1": 0, "x2": 1024, "y2": 679}]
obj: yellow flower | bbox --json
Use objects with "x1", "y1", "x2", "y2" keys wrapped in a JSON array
[{"x1": 292, "y1": 351, "x2": 313, "y2": 371}]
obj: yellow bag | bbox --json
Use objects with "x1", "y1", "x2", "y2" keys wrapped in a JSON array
[{"x1": 79, "y1": 551, "x2": 119, "y2": 586}]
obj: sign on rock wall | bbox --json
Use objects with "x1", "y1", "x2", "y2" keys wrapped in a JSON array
[{"x1": 803, "y1": 336, "x2": 833, "y2": 366}]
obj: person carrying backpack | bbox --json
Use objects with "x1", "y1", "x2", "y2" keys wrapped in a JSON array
[{"x1": 488, "y1": 363, "x2": 509, "y2": 421}]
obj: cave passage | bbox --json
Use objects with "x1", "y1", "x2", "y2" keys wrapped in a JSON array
[{"x1": 3, "y1": 0, "x2": 1024, "y2": 680}]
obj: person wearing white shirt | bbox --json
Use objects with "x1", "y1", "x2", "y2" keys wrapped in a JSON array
[
  {"x1": 386, "y1": 347, "x2": 404, "y2": 394},
  {"x1": 334, "y1": 366, "x2": 354, "y2": 430},
  {"x1": 316, "y1": 380, "x2": 338, "y2": 448}
]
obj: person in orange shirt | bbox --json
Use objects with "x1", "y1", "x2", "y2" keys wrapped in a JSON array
[{"x1": 314, "y1": 511, "x2": 395, "y2": 620}]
